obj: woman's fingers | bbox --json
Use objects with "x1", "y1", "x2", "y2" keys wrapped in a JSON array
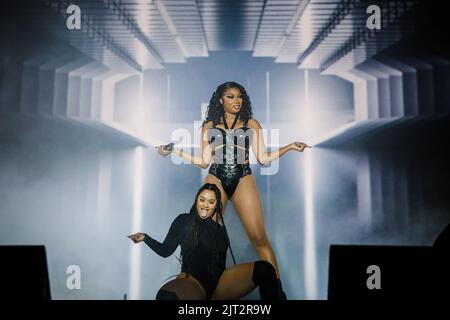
[
  {"x1": 156, "y1": 145, "x2": 170, "y2": 157},
  {"x1": 296, "y1": 142, "x2": 310, "y2": 147},
  {"x1": 293, "y1": 142, "x2": 311, "y2": 151},
  {"x1": 301, "y1": 143, "x2": 311, "y2": 148},
  {"x1": 127, "y1": 233, "x2": 141, "y2": 243}
]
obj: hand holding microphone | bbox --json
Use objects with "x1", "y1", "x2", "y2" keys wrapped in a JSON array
[
  {"x1": 156, "y1": 142, "x2": 174, "y2": 157},
  {"x1": 163, "y1": 142, "x2": 174, "y2": 152}
]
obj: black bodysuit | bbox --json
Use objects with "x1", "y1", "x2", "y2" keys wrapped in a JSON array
[
  {"x1": 207, "y1": 115, "x2": 254, "y2": 198},
  {"x1": 144, "y1": 213, "x2": 229, "y2": 299}
]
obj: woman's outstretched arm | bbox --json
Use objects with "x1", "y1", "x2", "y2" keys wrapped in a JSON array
[
  {"x1": 128, "y1": 214, "x2": 187, "y2": 258},
  {"x1": 249, "y1": 118, "x2": 311, "y2": 165},
  {"x1": 156, "y1": 122, "x2": 213, "y2": 169}
]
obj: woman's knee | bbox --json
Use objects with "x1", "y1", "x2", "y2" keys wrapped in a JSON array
[
  {"x1": 156, "y1": 288, "x2": 179, "y2": 300},
  {"x1": 249, "y1": 232, "x2": 270, "y2": 248},
  {"x1": 157, "y1": 277, "x2": 206, "y2": 300}
]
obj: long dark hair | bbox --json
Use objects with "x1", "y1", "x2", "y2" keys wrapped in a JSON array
[
  {"x1": 181, "y1": 183, "x2": 236, "y2": 275},
  {"x1": 203, "y1": 82, "x2": 253, "y2": 127}
]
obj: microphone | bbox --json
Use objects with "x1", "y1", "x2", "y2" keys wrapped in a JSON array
[{"x1": 162, "y1": 142, "x2": 174, "y2": 152}]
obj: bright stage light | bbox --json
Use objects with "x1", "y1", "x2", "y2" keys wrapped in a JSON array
[
  {"x1": 303, "y1": 70, "x2": 318, "y2": 300},
  {"x1": 128, "y1": 137, "x2": 145, "y2": 298}
]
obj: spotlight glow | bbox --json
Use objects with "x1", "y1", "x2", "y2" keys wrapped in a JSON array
[
  {"x1": 300, "y1": 6, "x2": 315, "y2": 51},
  {"x1": 128, "y1": 145, "x2": 144, "y2": 299},
  {"x1": 136, "y1": 73, "x2": 145, "y2": 137},
  {"x1": 303, "y1": 70, "x2": 318, "y2": 299}
]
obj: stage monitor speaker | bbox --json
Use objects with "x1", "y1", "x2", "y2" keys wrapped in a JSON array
[
  {"x1": 327, "y1": 245, "x2": 440, "y2": 300},
  {"x1": 433, "y1": 223, "x2": 450, "y2": 249},
  {"x1": 0, "y1": 245, "x2": 51, "y2": 299}
]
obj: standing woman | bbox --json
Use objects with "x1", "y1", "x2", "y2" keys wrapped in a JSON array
[{"x1": 157, "y1": 82, "x2": 310, "y2": 297}]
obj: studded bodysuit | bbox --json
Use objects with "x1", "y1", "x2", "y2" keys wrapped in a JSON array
[{"x1": 207, "y1": 115, "x2": 254, "y2": 198}]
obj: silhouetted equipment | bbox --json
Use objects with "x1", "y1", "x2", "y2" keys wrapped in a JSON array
[
  {"x1": 432, "y1": 224, "x2": 450, "y2": 291},
  {"x1": 327, "y1": 245, "x2": 440, "y2": 300},
  {"x1": 433, "y1": 223, "x2": 450, "y2": 249},
  {"x1": 0, "y1": 245, "x2": 51, "y2": 299}
]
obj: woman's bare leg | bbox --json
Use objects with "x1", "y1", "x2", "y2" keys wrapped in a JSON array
[
  {"x1": 211, "y1": 262, "x2": 256, "y2": 299},
  {"x1": 231, "y1": 175, "x2": 280, "y2": 277},
  {"x1": 156, "y1": 277, "x2": 206, "y2": 300},
  {"x1": 212, "y1": 260, "x2": 279, "y2": 300}
]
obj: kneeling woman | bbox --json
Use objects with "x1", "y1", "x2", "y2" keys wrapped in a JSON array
[{"x1": 128, "y1": 183, "x2": 280, "y2": 300}]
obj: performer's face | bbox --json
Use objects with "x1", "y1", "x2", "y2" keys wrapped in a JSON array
[
  {"x1": 221, "y1": 88, "x2": 243, "y2": 115},
  {"x1": 196, "y1": 190, "x2": 217, "y2": 219}
]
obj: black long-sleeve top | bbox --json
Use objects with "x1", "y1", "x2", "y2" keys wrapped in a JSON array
[{"x1": 143, "y1": 213, "x2": 229, "y2": 299}]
